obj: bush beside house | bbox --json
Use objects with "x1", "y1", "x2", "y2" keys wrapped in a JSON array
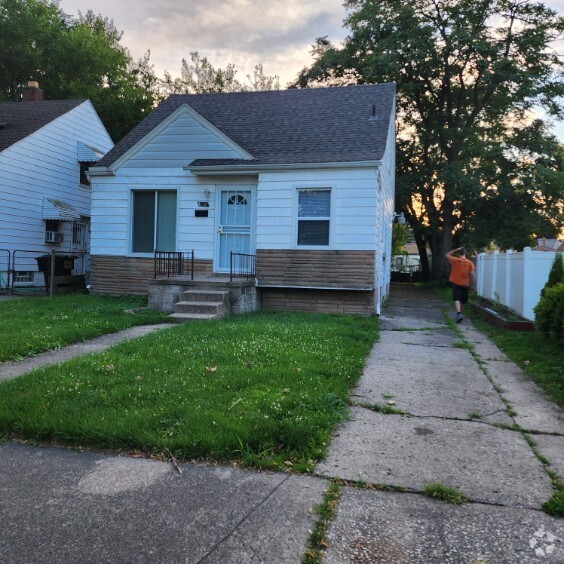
[{"x1": 534, "y1": 253, "x2": 564, "y2": 340}]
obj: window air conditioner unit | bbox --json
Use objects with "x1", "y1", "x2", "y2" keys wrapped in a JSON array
[{"x1": 45, "y1": 231, "x2": 64, "y2": 243}]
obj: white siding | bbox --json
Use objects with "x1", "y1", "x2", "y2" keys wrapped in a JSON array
[
  {"x1": 375, "y1": 104, "x2": 397, "y2": 304},
  {"x1": 0, "y1": 101, "x2": 113, "y2": 254},
  {"x1": 122, "y1": 109, "x2": 246, "y2": 169},
  {"x1": 91, "y1": 168, "x2": 258, "y2": 259},
  {"x1": 255, "y1": 168, "x2": 380, "y2": 251}
]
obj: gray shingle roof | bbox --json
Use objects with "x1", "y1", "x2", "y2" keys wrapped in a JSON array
[
  {"x1": 97, "y1": 84, "x2": 396, "y2": 169},
  {"x1": 0, "y1": 100, "x2": 85, "y2": 153}
]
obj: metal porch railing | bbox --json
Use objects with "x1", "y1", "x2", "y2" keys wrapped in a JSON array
[
  {"x1": 230, "y1": 252, "x2": 256, "y2": 282},
  {"x1": 154, "y1": 251, "x2": 194, "y2": 279}
]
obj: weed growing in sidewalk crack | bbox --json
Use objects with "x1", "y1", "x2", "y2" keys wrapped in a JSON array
[
  {"x1": 423, "y1": 482, "x2": 468, "y2": 504},
  {"x1": 351, "y1": 401, "x2": 410, "y2": 416},
  {"x1": 302, "y1": 481, "x2": 341, "y2": 564}
]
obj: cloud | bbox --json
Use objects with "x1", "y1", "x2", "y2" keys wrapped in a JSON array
[{"x1": 59, "y1": 0, "x2": 348, "y2": 85}]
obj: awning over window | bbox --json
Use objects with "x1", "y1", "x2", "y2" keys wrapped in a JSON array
[
  {"x1": 77, "y1": 141, "x2": 104, "y2": 163},
  {"x1": 42, "y1": 198, "x2": 80, "y2": 221}
]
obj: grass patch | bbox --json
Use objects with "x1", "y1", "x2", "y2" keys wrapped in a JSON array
[
  {"x1": 468, "y1": 315, "x2": 563, "y2": 408},
  {"x1": 302, "y1": 481, "x2": 341, "y2": 564},
  {"x1": 0, "y1": 294, "x2": 167, "y2": 362},
  {"x1": 423, "y1": 482, "x2": 467, "y2": 504},
  {"x1": 542, "y1": 490, "x2": 564, "y2": 517},
  {"x1": 0, "y1": 312, "x2": 378, "y2": 472}
]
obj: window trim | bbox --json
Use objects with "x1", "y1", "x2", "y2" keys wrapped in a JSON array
[
  {"x1": 294, "y1": 187, "x2": 333, "y2": 249},
  {"x1": 129, "y1": 188, "x2": 179, "y2": 256}
]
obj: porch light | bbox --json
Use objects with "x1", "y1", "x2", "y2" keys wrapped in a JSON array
[
  {"x1": 393, "y1": 212, "x2": 406, "y2": 225},
  {"x1": 203, "y1": 188, "x2": 211, "y2": 200}
]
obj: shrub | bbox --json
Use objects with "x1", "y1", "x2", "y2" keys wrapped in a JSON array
[
  {"x1": 541, "y1": 253, "x2": 563, "y2": 297},
  {"x1": 534, "y1": 283, "x2": 564, "y2": 340}
]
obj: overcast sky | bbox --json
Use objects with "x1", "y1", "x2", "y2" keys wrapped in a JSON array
[
  {"x1": 58, "y1": 0, "x2": 349, "y2": 87},
  {"x1": 59, "y1": 0, "x2": 564, "y2": 136}
]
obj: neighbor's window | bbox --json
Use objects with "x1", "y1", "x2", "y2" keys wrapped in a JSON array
[
  {"x1": 297, "y1": 189, "x2": 331, "y2": 246},
  {"x1": 132, "y1": 190, "x2": 177, "y2": 253},
  {"x1": 14, "y1": 271, "x2": 34, "y2": 283},
  {"x1": 72, "y1": 222, "x2": 88, "y2": 250},
  {"x1": 79, "y1": 163, "x2": 91, "y2": 187}
]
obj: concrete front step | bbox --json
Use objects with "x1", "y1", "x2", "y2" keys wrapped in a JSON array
[
  {"x1": 169, "y1": 312, "x2": 220, "y2": 322},
  {"x1": 180, "y1": 290, "x2": 230, "y2": 303},
  {"x1": 174, "y1": 301, "x2": 226, "y2": 315}
]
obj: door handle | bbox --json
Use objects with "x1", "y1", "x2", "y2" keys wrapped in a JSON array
[{"x1": 218, "y1": 226, "x2": 223, "y2": 234}]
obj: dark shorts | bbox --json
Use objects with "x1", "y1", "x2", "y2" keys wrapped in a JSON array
[{"x1": 452, "y1": 284, "x2": 469, "y2": 304}]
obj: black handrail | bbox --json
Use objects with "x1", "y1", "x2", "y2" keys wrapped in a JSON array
[
  {"x1": 230, "y1": 252, "x2": 256, "y2": 282},
  {"x1": 154, "y1": 251, "x2": 194, "y2": 279}
]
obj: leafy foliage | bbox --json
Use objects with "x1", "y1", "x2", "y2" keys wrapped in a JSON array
[
  {"x1": 160, "y1": 52, "x2": 280, "y2": 95},
  {"x1": 293, "y1": 0, "x2": 564, "y2": 279},
  {"x1": 0, "y1": 0, "x2": 161, "y2": 140},
  {"x1": 542, "y1": 252, "x2": 564, "y2": 295},
  {"x1": 534, "y1": 283, "x2": 564, "y2": 341},
  {"x1": 391, "y1": 223, "x2": 410, "y2": 257}
]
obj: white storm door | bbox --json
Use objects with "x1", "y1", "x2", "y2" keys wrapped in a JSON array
[{"x1": 216, "y1": 188, "x2": 253, "y2": 271}]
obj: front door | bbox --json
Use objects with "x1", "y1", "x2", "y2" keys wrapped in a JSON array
[{"x1": 215, "y1": 188, "x2": 254, "y2": 272}]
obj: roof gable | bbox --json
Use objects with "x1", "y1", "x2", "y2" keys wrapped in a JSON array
[
  {"x1": 109, "y1": 104, "x2": 252, "y2": 170},
  {"x1": 0, "y1": 100, "x2": 85, "y2": 154},
  {"x1": 97, "y1": 84, "x2": 396, "y2": 170}
]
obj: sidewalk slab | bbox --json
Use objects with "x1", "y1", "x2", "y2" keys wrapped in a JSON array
[
  {"x1": 356, "y1": 343, "x2": 512, "y2": 423},
  {"x1": 382, "y1": 305, "x2": 446, "y2": 323},
  {"x1": 532, "y1": 434, "x2": 564, "y2": 481},
  {"x1": 469, "y1": 341, "x2": 510, "y2": 361},
  {"x1": 315, "y1": 407, "x2": 553, "y2": 508},
  {"x1": 379, "y1": 316, "x2": 446, "y2": 330},
  {"x1": 485, "y1": 360, "x2": 564, "y2": 435},
  {"x1": 457, "y1": 322, "x2": 494, "y2": 343},
  {"x1": 378, "y1": 329, "x2": 459, "y2": 348},
  {"x1": 0, "y1": 324, "x2": 173, "y2": 382},
  {"x1": 0, "y1": 443, "x2": 326, "y2": 563},
  {"x1": 323, "y1": 488, "x2": 564, "y2": 563}
]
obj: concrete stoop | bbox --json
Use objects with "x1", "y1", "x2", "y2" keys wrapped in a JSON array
[{"x1": 169, "y1": 289, "x2": 230, "y2": 322}]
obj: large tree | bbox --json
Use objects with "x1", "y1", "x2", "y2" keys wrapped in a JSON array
[
  {"x1": 294, "y1": 0, "x2": 564, "y2": 279},
  {"x1": 0, "y1": 0, "x2": 160, "y2": 140},
  {"x1": 161, "y1": 51, "x2": 280, "y2": 95}
]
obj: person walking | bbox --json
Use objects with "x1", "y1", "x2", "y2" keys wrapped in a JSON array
[{"x1": 445, "y1": 247, "x2": 476, "y2": 323}]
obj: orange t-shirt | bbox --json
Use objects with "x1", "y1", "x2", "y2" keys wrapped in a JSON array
[{"x1": 447, "y1": 255, "x2": 475, "y2": 287}]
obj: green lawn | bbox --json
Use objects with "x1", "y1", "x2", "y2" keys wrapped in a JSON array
[
  {"x1": 0, "y1": 294, "x2": 167, "y2": 362},
  {"x1": 0, "y1": 312, "x2": 378, "y2": 472}
]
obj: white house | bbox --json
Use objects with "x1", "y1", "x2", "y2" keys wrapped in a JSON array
[
  {"x1": 0, "y1": 82, "x2": 113, "y2": 290},
  {"x1": 88, "y1": 84, "x2": 396, "y2": 316}
]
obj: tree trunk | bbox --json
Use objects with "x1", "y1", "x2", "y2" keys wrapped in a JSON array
[
  {"x1": 414, "y1": 231, "x2": 430, "y2": 281},
  {"x1": 431, "y1": 201, "x2": 454, "y2": 282}
]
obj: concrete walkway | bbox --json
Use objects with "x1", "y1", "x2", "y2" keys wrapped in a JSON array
[{"x1": 1, "y1": 285, "x2": 563, "y2": 562}]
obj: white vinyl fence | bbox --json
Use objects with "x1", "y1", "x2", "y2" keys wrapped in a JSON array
[{"x1": 476, "y1": 248, "x2": 559, "y2": 321}]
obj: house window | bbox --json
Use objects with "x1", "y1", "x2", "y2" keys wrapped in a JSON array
[
  {"x1": 132, "y1": 190, "x2": 177, "y2": 253},
  {"x1": 73, "y1": 223, "x2": 88, "y2": 250},
  {"x1": 79, "y1": 163, "x2": 91, "y2": 187},
  {"x1": 297, "y1": 189, "x2": 331, "y2": 246}
]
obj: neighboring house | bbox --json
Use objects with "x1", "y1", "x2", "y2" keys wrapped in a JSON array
[
  {"x1": 0, "y1": 82, "x2": 113, "y2": 289},
  {"x1": 89, "y1": 84, "x2": 396, "y2": 316},
  {"x1": 533, "y1": 238, "x2": 564, "y2": 252}
]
